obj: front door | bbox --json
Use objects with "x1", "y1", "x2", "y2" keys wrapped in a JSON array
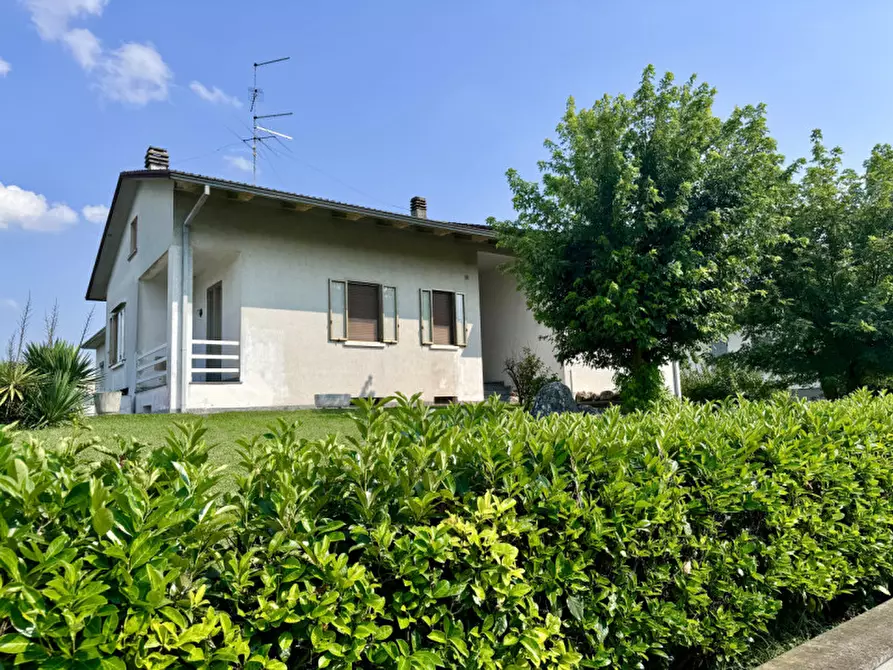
[{"x1": 206, "y1": 282, "x2": 222, "y2": 382}]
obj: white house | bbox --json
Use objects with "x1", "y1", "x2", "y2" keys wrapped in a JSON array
[{"x1": 83, "y1": 147, "x2": 679, "y2": 414}]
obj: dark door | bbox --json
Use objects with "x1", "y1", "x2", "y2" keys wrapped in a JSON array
[{"x1": 206, "y1": 282, "x2": 222, "y2": 381}]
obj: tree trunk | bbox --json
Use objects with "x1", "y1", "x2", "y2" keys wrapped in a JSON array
[
  {"x1": 844, "y1": 361, "x2": 863, "y2": 395},
  {"x1": 619, "y1": 346, "x2": 665, "y2": 412},
  {"x1": 819, "y1": 376, "x2": 841, "y2": 400}
]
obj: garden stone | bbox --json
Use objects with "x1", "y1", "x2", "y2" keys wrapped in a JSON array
[{"x1": 532, "y1": 381, "x2": 578, "y2": 417}]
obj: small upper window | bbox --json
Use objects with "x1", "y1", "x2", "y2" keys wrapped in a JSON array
[{"x1": 128, "y1": 216, "x2": 138, "y2": 259}]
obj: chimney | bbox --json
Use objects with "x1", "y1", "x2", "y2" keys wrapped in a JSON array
[
  {"x1": 410, "y1": 196, "x2": 427, "y2": 219},
  {"x1": 145, "y1": 146, "x2": 170, "y2": 170}
]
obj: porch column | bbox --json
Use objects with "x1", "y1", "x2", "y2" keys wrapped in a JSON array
[
  {"x1": 167, "y1": 239, "x2": 182, "y2": 412},
  {"x1": 180, "y1": 226, "x2": 193, "y2": 412}
]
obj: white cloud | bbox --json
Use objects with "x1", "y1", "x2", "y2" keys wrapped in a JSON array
[
  {"x1": 22, "y1": 0, "x2": 172, "y2": 106},
  {"x1": 0, "y1": 182, "x2": 79, "y2": 232},
  {"x1": 0, "y1": 58, "x2": 10, "y2": 77},
  {"x1": 190, "y1": 81, "x2": 242, "y2": 108},
  {"x1": 1, "y1": 298, "x2": 19, "y2": 311},
  {"x1": 82, "y1": 204, "x2": 109, "y2": 223},
  {"x1": 224, "y1": 155, "x2": 253, "y2": 173},
  {"x1": 97, "y1": 42, "x2": 171, "y2": 105},
  {"x1": 23, "y1": 0, "x2": 108, "y2": 40},
  {"x1": 63, "y1": 27, "x2": 101, "y2": 69}
]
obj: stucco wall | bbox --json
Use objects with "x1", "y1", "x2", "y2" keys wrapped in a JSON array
[
  {"x1": 103, "y1": 180, "x2": 174, "y2": 407},
  {"x1": 181, "y1": 198, "x2": 484, "y2": 409},
  {"x1": 136, "y1": 270, "x2": 168, "y2": 353},
  {"x1": 478, "y1": 260, "x2": 560, "y2": 385}
]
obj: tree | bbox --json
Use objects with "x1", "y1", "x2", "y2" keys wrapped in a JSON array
[
  {"x1": 739, "y1": 131, "x2": 893, "y2": 398},
  {"x1": 493, "y1": 66, "x2": 788, "y2": 409}
]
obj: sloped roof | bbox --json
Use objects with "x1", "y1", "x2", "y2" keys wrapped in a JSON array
[{"x1": 86, "y1": 169, "x2": 496, "y2": 301}]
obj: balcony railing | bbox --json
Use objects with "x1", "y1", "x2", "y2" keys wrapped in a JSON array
[
  {"x1": 191, "y1": 339, "x2": 240, "y2": 383},
  {"x1": 136, "y1": 343, "x2": 168, "y2": 391}
]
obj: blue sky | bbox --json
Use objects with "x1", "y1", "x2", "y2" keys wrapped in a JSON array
[{"x1": 1, "y1": 0, "x2": 892, "y2": 345}]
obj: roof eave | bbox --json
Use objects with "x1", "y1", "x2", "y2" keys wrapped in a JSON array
[{"x1": 168, "y1": 171, "x2": 497, "y2": 239}]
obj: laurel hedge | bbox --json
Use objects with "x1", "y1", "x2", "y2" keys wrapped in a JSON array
[{"x1": 2, "y1": 392, "x2": 893, "y2": 669}]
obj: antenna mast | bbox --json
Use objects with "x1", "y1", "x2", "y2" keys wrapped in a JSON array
[{"x1": 247, "y1": 56, "x2": 292, "y2": 184}]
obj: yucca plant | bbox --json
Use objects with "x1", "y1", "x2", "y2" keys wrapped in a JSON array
[
  {"x1": 14, "y1": 341, "x2": 98, "y2": 427},
  {"x1": 24, "y1": 340, "x2": 97, "y2": 387},
  {"x1": 22, "y1": 370, "x2": 89, "y2": 427},
  {"x1": 0, "y1": 360, "x2": 39, "y2": 424}
]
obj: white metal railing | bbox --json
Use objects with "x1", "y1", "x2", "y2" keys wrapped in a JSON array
[
  {"x1": 191, "y1": 339, "x2": 240, "y2": 383},
  {"x1": 136, "y1": 343, "x2": 168, "y2": 391}
]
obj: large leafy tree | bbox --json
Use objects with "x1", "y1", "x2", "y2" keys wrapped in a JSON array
[
  {"x1": 740, "y1": 132, "x2": 893, "y2": 398},
  {"x1": 494, "y1": 66, "x2": 788, "y2": 408}
]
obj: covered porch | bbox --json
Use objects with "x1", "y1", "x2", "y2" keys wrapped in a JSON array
[{"x1": 132, "y1": 245, "x2": 242, "y2": 413}]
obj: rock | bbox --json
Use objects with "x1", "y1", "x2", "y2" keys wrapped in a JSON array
[
  {"x1": 578, "y1": 404, "x2": 603, "y2": 415},
  {"x1": 599, "y1": 390, "x2": 618, "y2": 402},
  {"x1": 532, "y1": 382, "x2": 578, "y2": 417}
]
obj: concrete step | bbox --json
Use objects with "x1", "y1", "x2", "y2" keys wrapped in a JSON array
[{"x1": 484, "y1": 382, "x2": 513, "y2": 402}]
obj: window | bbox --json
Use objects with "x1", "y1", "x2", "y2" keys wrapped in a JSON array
[
  {"x1": 128, "y1": 217, "x2": 138, "y2": 258},
  {"x1": 419, "y1": 289, "x2": 466, "y2": 346},
  {"x1": 109, "y1": 304, "x2": 125, "y2": 365},
  {"x1": 328, "y1": 280, "x2": 397, "y2": 343}
]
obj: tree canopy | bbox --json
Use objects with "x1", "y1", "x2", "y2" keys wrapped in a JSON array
[
  {"x1": 494, "y1": 66, "x2": 788, "y2": 408},
  {"x1": 740, "y1": 131, "x2": 893, "y2": 398}
]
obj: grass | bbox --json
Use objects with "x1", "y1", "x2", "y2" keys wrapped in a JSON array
[{"x1": 17, "y1": 410, "x2": 359, "y2": 489}]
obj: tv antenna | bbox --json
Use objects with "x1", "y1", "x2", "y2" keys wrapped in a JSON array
[{"x1": 246, "y1": 56, "x2": 292, "y2": 184}]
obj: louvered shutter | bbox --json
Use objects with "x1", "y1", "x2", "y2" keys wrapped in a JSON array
[
  {"x1": 382, "y1": 286, "x2": 397, "y2": 342},
  {"x1": 420, "y1": 289, "x2": 432, "y2": 344},
  {"x1": 455, "y1": 292, "x2": 466, "y2": 346},
  {"x1": 348, "y1": 282, "x2": 380, "y2": 342},
  {"x1": 432, "y1": 290, "x2": 454, "y2": 345},
  {"x1": 329, "y1": 280, "x2": 347, "y2": 341}
]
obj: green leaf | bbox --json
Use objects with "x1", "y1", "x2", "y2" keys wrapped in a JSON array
[
  {"x1": 432, "y1": 580, "x2": 450, "y2": 598},
  {"x1": 0, "y1": 547, "x2": 21, "y2": 580},
  {"x1": 172, "y1": 461, "x2": 191, "y2": 487},
  {"x1": 567, "y1": 595, "x2": 584, "y2": 622},
  {"x1": 278, "y1": 631, "x2": 294, "y2": 660},
  {"x1": 92, "y1": 507, "x2": 114, "y2": 536},
  {"x1": 0, "y1": 634, "x2": 29, "y2": 654}
]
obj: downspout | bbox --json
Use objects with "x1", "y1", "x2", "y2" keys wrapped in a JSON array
[{"x1": 179, "y1": 185, "x2": 210, "y2": 413}]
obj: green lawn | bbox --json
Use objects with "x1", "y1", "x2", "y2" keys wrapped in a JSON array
[{"x1": 18, "y1": 410, "x2": 359, "y2": 481}]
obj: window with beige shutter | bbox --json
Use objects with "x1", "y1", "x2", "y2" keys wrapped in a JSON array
[
  {"x1": 421, "y1": 289, "x2": 467, "y2": 346},
  {"x1": 348, "y1": 282, "x2": 380, "y2": 342},
  {"x1": 328, "y1": 280, "x2": 397, "y2": 343},
  {"x1": 432, "y1": 290, "x2": 454, "y2": 345},
  {"x1": 108, "y1": 303, "x2": 125, "y2": 365}
]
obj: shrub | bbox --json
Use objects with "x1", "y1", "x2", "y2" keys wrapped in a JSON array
[
  {"x1": 0, "y1": 341, "x2": 97, "y2": 427},
  {"x1": 0, "y1": 361, "x2": 38, "y2": 424},
  {"x1": 503, "y1": 347, "x2": 559, "y2": 410},
  {"x1": 3, "y1": 393, "x2": 893, "y2": 668},
  {"x1": 682, "y1": 355, "x2": 787, "y2": 402},
  {"x1": 614, "y1": 363, "x2": 669, "y2": 412}
]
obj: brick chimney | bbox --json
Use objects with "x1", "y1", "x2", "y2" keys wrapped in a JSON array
[
  {"x1": 410, "y1": 196, "x2": 427, "y2": 219},
  {"x1": 145, "y1": 146, "x2": 170, "y2": 170}
]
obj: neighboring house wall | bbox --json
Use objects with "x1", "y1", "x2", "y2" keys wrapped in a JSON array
[
  {"x1": 181, "y1": 198, "x2": 484, "y2": 409},
  {"x1": 103, "y1": 180, "x2": 174, "y2": 409}
]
